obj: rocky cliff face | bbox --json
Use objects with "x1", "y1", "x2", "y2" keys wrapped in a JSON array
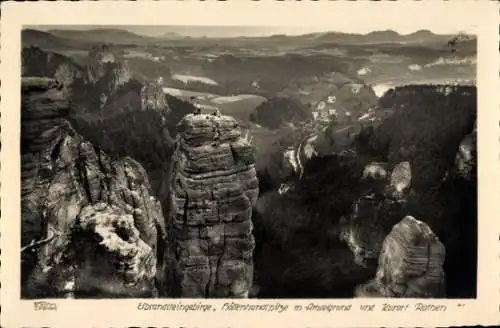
[
  {"x1": 168, "y1": 113, "x2": 259, "y2": 298},
  {"x1": 21, "y1": 77, "x2": 166, "y2": 298},
  {"x1": 355, "y1": 216, "x2": 446, "y2": 298}
]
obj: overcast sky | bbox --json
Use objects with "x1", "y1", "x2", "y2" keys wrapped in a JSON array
[{"x1": 21, "y1": 0, "x2": 484, "y2": 38}]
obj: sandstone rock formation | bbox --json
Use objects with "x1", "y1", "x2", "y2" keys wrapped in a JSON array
[
  {"x1": 141, "y1": 79, "x2": 169, "y2": 113},
  {"x1": 86, "y1": 44, "x2": 117, "y2": 82},
  {"x1": 168, "y1": 113, "x2": 259, "y2": 298},
  {"x1": 340, "y1": 161, "x2": 411, "y2": 267},
  {"x1": 355, "y1": 216, "x2": 446, "y2": 298},
  {"x1": 386, "y1": 161, "x2": 412, "y2": 199},
  {"x1": 21, "y1": 77, "x2": 165, "y2": 298},
  {"x1": 88, "y1": 44, "x2": 117, "y2": 65},
  {"x1": 86, "y1": 44, "x2": 131, "y2": 93}
]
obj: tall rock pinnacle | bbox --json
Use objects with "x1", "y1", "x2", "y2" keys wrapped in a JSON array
[{"x1": 168, "y1": 113, "x2": 259, "y2": 298}]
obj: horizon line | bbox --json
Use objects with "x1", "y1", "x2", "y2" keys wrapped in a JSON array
[{"x1": 27, "y1": 25, "x2": 475, "y2": 39}]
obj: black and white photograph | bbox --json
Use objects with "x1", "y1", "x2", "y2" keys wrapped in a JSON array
[{"x1": 19, "y1": 22, "x2": 478, "y2": 300}]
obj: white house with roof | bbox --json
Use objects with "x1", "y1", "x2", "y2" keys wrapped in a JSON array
[
  {"x1": 327, "y1": 95, "x2": 337, "y2": 104},
  {"x1": 328, "y1": 109, "x2": 338, "y2": 116}
]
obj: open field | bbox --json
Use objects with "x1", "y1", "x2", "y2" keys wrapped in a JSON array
[
  {"x1": 172, "y1": 73, "x2": 218, "y2": 85},
  {"x1": 163, "y1": 86, "x2": 267, "y2": 121}
]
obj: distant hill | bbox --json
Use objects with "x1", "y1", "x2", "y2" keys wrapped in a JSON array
[
  {"x1": 22, "y1": 29, "x2": 90, "y2": 50},
  {"x1": 47, "y1": 28, "x2": 156, "y2": 45},
  {"x1": 408, "y1": 29, "x2": 436, "y2": 38},
  {"x1": 365, "y1": 30, "x2": 401, "y2": 41},
  {"x1": 161, "y1": 32, "x2": 186, "y2": 40},
  {"x1": 261, "y1": 30, "x2": 473, "y2": 45},
  {"x1": 23, "y1": 28, "x2": 476, "y2": 50},
  {"x1": 325, "y1": 30, "x2": 460, "y2": 44}
]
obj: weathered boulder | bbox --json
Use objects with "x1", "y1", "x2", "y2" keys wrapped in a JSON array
[
  {"x1": 21, "y1": 77, "x2": 165, "y2": 298},
  {"x1": 386, "y1": 161, "x2": 412, "y2": 199},
  {"x1": 355, "y1": 216, "x2": 446, "y2": 298},
  {"x1": 168, "y1": 113, "x2": 259, "y2": 298}
]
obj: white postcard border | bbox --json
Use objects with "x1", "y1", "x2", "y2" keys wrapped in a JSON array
[{"x1": 1, "y1": 1, "x2": 499, "y2": 327}]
